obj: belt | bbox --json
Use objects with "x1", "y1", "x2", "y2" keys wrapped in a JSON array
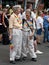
[
  {"x1": 22, "y1": 29, "x2": 30, "y2": 32},
  {"x1": 13, "y1": 26, "x2": 19, "y2": 29},
  {"x1": 13, "y1": 27, "x2": 22, "y2": 30}
]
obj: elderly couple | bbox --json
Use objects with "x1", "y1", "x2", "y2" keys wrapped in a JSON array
[{"x1": 9, "y1": 5, "x2": 37, "y2": 64}]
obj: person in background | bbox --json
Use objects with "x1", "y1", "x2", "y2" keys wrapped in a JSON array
[
  {"x1": 6, "y1": 4, "x2": 10, "y2": 9},
  {"x1": 36, "y1": 11, "x2": 44, "y2": 44},
  {"x1": 33, "y1": 8, "x2": 37, "y2": 17},
  {"x1": 47, "y1": 11, "x2": 49, "y2": 42},
  {"x1": 2, "y1": 8, "x2": 10, "y2": 45},
  {"x1": 9, "y1": 6, "x2": 13, "y2": 15},
  {"x1": 22, "y1": 4, "x2": 36, "y2": 21},
  {"x1": 33, "y1": 9, "x2": 43, "y2": 54},
  {"x1": 43, "y1": 10, "x2": 49, "y2": 43},
  {"x1": 5, "y1": 5, "x2": 11, "y2": 19}
]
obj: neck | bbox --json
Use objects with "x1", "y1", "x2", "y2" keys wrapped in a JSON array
[
  {"x1": 26, "y1": 17, "x2": 30, "y2": 20},
  {"x1": 14, "y1": 12, "x2": 18, "y2": 16}
]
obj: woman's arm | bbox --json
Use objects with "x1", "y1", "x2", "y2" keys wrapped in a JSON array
[{"x1": 2, "y1": 13, "x2": 7, "y2": 28}]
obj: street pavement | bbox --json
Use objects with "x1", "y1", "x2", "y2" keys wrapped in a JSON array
[{"x1": 0, "y1": 42, "x2": 49, "y2": 65}]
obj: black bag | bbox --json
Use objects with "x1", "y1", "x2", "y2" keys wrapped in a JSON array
[{"x1": 2, "y1": 31, "x2": 10, "y2": 45}]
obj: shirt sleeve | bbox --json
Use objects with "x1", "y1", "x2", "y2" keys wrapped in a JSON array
[
  {"x1": 31, "y1": 12, "x2": 36, "y2": 19},
  {"x1": 33, "y1": 21, "x2": 36, "y2": 29},
  {"x1": 22, "y1": 12, "x2": 26, "y2": 19},
  {"x1": 9, "y1": 15, "x2": 14, "y2": 28}
]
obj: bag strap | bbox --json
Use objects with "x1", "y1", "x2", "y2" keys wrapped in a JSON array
[{"x1": 22, "y1": 19, "x2": 33, "y2": 32}]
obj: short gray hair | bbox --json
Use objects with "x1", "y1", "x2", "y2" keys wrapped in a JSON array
[
  {"x1": 26, "y1": 9, "x2": 31, "y2": 12},
  {"x1": 13, "y1": 5, "x2": 21, "y2": 13},
  {"x1": 13, "y1": 6, "x2": 18, "y2": 13}
]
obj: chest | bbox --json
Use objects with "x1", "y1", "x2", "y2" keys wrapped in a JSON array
[
  {"x1": 24, "y1": 20, "x2": 33, "y2": 28},
  {"x1": 14, "y1": 16, "x2": 22, "y2": 24}
]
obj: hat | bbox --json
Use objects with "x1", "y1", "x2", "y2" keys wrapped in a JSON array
[
  {"x1": 6, "y1": 5, "x2": 10, "y2": 8},
  {"x1": 13, "y1": 5, "x2": 21, "y2": 8}
]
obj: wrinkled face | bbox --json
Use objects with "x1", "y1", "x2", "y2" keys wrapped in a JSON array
[
  {"x1": 18, "y1": 8, "x2": 21, "y2": 14},
  {"x1": 26, "y1": 11, "x2": 31, "y2": 19},
  {"x1": 15, "y1": 8, "x2": 21, "y2": 14}
]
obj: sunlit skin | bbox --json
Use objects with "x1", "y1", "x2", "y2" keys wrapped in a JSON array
[{"x1": 10, "y1": 44, "x2": 14, "y2": 50}]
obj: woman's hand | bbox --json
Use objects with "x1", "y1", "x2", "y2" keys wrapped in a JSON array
[
  {"x1": 29, "y1": 34, "x2": 33, "y2": 40},
  {"x1": 10, "y1": 44, "x2": 14, "y2": 50},
  {"x1": 29, "y1": 36, "x2": 32, "y2": 40},
  {"x1": 9, "y1": 35, "x2": 12, "y2": 40},
  {"x1": 29, "y1": 32, "x2": 34, "y2": 40}
]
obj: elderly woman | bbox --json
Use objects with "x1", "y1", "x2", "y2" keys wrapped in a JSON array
[
  {"x1": 9, "y1": 5, "x2": 22, "y2": 64},
  {"x1": 22, "y1": 9, "x2": 37, "y2": 61}
]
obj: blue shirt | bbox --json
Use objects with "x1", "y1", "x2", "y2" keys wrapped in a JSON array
[{"x1": 43, "y1": 15, "x2": 49, "y2": 28}]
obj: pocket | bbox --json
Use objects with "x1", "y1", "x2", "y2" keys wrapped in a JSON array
[{"x1": 13, "y1": 29, "x2": 19, "y2": 36}]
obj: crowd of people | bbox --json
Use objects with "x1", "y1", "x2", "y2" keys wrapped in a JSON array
[{"x1": 0, "y1": 4, "x2": 49, "y2": 64}]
